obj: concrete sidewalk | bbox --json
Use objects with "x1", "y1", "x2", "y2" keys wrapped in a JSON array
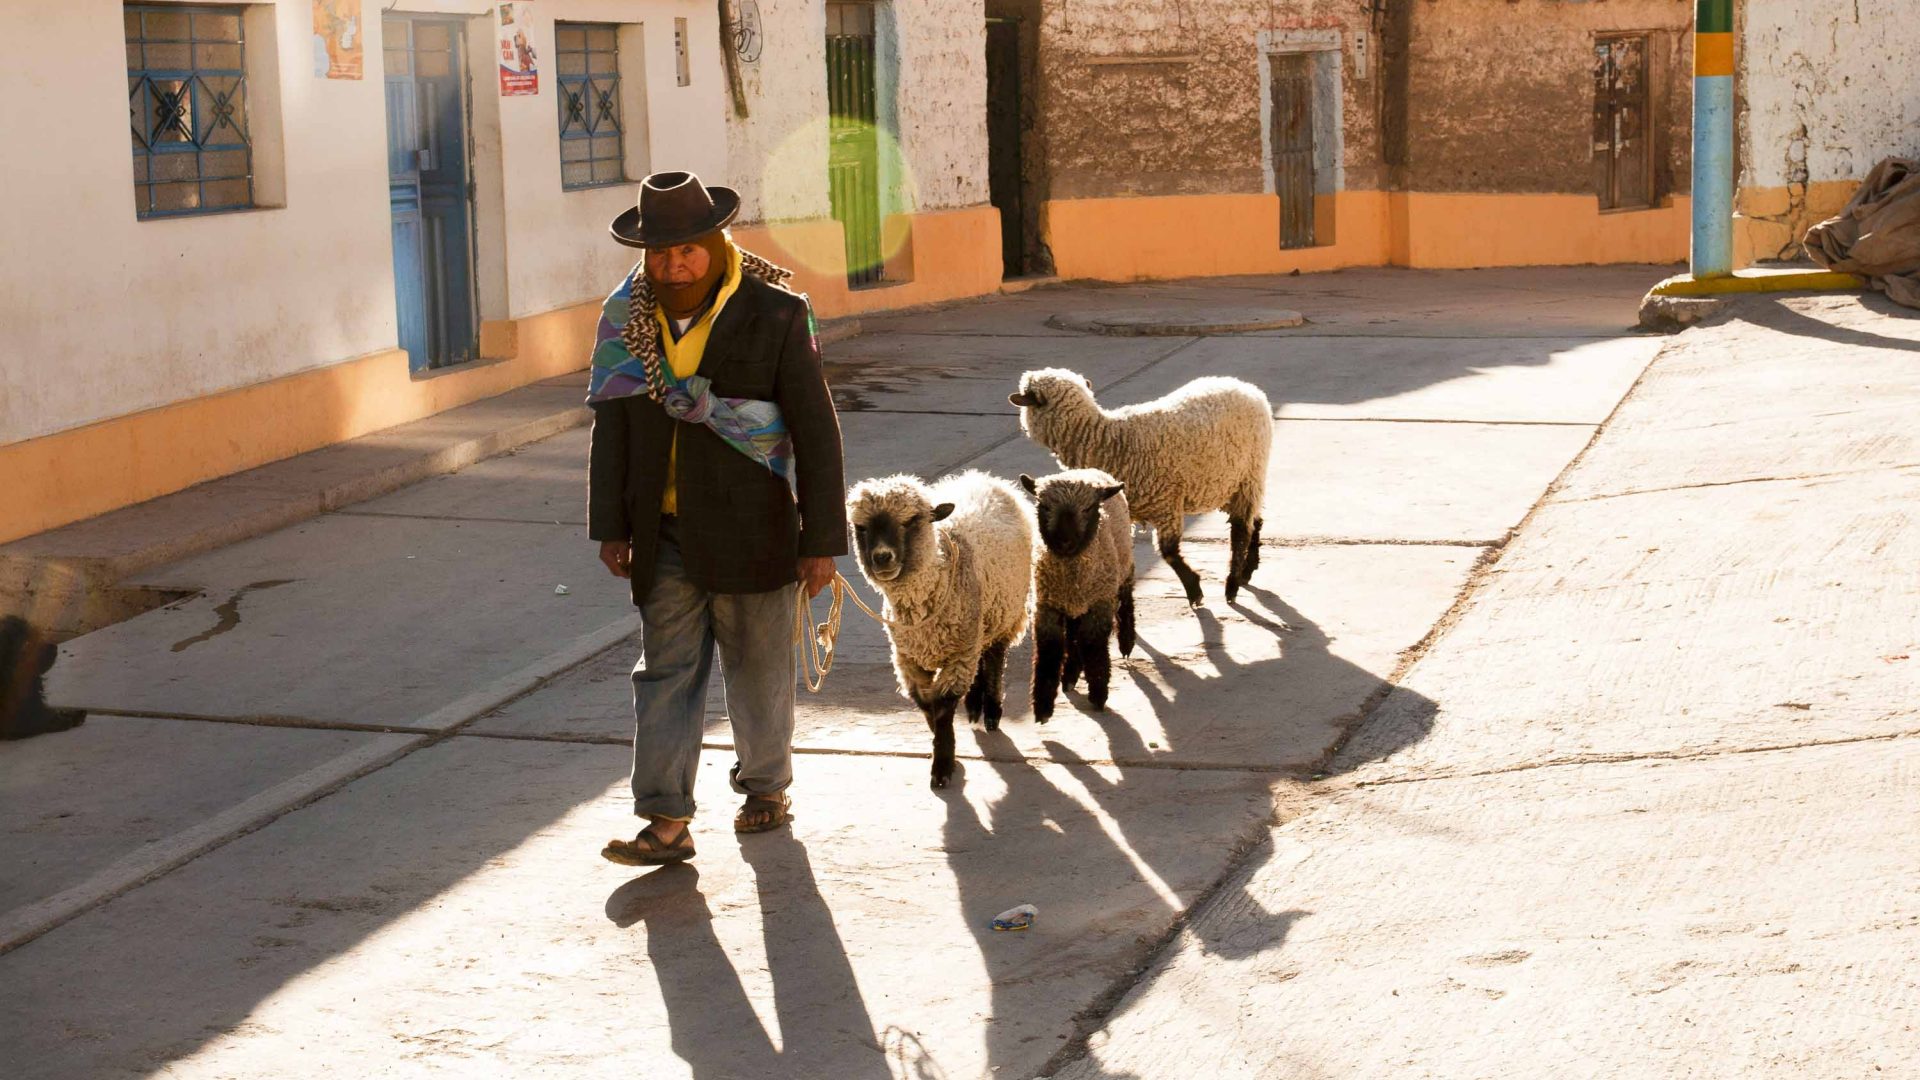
[
  {"x1": 1056, "y1": 292, "x2": 1920, "y2": 1079},
  {"x1": 1, "y1": 267, "x2": 1681, "y2": 1079}
]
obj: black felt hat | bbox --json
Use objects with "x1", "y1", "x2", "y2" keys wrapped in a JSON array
[{"x1": 609, "y1": 171, "x2": 741, "y2": 249}]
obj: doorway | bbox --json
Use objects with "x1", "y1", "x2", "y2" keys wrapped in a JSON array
[
  {"x1": 825, "y1": 2, "x2": 882, "y2": 287},
  {"x1": 1268, "y1": 51, "x2": 1315, "y2": 250},
  {"x1": 383, "y1": 17, "x2": 477, "y2": 371},
  {"x1": 985, "y1": 17, "x2": 1024, "y2": 278},
  {"x1": 1593, "y1": 33, "x2": 1654, "y2": 211}
]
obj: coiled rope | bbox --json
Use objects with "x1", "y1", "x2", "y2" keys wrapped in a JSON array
[{"x1": 794, "y1": 573, "x2": 894, "y2": 693}]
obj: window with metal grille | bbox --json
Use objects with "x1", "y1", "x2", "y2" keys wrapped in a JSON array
[
  {"x1": 556, "y1": 23, "x2": 625, "y2": 190},
  {"x1": 126, "y1": 4, "x2": 253, "y2": 218}
]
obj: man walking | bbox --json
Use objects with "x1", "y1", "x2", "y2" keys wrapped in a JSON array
[{"x1": 588, "y1": 172, "x2": 845, "y2": 865}]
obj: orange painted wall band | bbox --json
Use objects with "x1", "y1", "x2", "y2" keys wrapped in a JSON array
[{"x1": 1695, "y1": 32, "x2": 1734, "y2": 77}]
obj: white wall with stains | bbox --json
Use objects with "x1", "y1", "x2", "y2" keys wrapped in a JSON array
[
  {"x1": 0, "y1": 0, "x2": 726, "y2": 447},
  {"x1": 722, "y1": 0, "x2": 987, "y2": 224},
  {"x1": 1740, "y1": 0, "x2": 1920, "y2": 189}
]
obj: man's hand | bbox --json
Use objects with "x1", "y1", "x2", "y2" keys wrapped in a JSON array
[
  {"x1": 798, "y1": 556, "x2": 836, "y2": 598},
  {"x1": 599, "y1": 540, "x2": 633, "y2": 579}
]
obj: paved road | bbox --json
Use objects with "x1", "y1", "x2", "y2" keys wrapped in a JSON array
[
  {"x1": 1059, "y1": 292, "x2": 1920, "y2": 1080},
  {"x1": 3, "y1": 267, "x2": 1673, "y2": 1079}
]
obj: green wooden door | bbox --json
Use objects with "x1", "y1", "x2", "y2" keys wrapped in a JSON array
[{"x1": 826, "y1": 3, "x2": 881, "y2": 286}]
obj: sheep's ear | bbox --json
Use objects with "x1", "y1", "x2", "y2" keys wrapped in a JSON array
[
  {"x1": 1010, "y1": 389, "x2": 1045, "y2": 408},
  {"x1": 1099, "y1": 484, "x2": 1124, "y2": 502},
  {"x1": 1019, "y1": 474, "x2": 1038, "y2": 495},
  {"x1": 930, "y1": 502, "x2": 956, "y2": 522}
]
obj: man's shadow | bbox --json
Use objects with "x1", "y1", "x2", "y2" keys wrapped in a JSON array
[{"x1": 605, "y1": 832, "x2": 890, "y2": 1080}]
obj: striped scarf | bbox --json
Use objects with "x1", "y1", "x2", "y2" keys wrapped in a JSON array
[{"x1": 586, "y1": 244, "x2": 803, "y2": 482}]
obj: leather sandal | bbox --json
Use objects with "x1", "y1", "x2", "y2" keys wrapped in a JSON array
[
  {"x1": 601, "y1": 825, "x2": 695, "y2": 866},
  {"x1": 734, "y1": 793, "x2": 792, "y2": 834}
]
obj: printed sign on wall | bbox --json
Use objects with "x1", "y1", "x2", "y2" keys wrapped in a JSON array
[
  {"x1": 497, "y1": 3, "x2": 540, "y2": 96},
  {"x1": 312, "y1": 0, "x2": 363, "y2": 79}
]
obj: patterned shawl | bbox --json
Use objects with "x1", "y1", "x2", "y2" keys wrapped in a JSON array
[{"x1": 585, "y1": 245, "x2": 803, "y2": 482}]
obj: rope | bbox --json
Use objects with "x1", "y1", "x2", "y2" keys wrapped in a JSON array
[{"x1": 793, "y1": 572, "x2": 896, "y2": 693}]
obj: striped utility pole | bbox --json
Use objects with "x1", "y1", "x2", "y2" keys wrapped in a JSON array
[{"x1": 1691, "y1": 0, "x2": 1734, "y2": 278}]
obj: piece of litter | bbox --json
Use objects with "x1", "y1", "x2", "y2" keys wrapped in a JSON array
[
  {"x1": 405, "y1": 556, "x2": 416, "y2": 560},
  {"x1": 1148, "y1": 741, "x2": 1160, "y2": 749},
  {"x1": 554, "y1": 585, "x2": 570, "y2": 596},
  {"x1": 990, "y1": 904, "x2": 1037, "y2": 932}
]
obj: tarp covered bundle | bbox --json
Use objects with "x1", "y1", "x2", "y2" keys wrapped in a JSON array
[{"x1": 1805, "y1": 157, "x2": 1920, "y2": 310}]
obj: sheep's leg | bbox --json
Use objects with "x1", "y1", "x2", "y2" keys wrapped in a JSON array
[
  {"x1": 1157, "y1": 527, "x2": 1203, "y2": 607},
  {"x1": 1245, "y1": 516, "x2": 1263, "y2": 577},
  {"x1": 1116, "y1": 581, "x2": 1137, "y2": 657},
  {"x1": 1031, "y1": 606, "x2": 1068, "y2": 725},
  {"x1": 1077, "y1": 600, "x2": 1116, "y2": 711},
  {"x1": 1226, "y1": 515, "x2": 1252, "y2": 603},
  {"x1": 980, "y1": 639, "x2": 1009, "y2": 730},
  {"x1": 964, "y1": 669, "x2": 987, "y2": 724},
  {"x1": 913, "y1": 686, "x2": 962, "y2": 789},
  {"x1": 1062, "y1": 618, "x2": 1084, "y2": 691}
]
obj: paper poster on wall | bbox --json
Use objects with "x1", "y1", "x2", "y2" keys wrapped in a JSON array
[
  {"x1": 497, "y1": 3, "x2": 540, "y2": 96},
  {"x1": 312, "y1": 0, "x2": 363, "y2": 79}
]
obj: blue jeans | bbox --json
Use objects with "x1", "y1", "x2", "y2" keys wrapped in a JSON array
[{"x1": 630, "y1": 518, "x2": 796, "y2": 821}]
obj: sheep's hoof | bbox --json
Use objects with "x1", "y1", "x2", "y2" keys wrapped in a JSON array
[
  {"x1": 1224, "y1": 580, "x2": 1242, "y2": 604},
  {"x1": 1032, "y1": 708, "x2": 1052, "y2": 725},
  {"x1": 930, "y1": 766, "x2": 953, "y2": 790},
  {"x1": 984, "y1": 713, "x2": 1000, "y2": 732},
  {"x1": 1089, "y1": 696, "x2": 1108, "y2": 712}
]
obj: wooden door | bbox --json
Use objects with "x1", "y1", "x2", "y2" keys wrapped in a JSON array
[{"x1": 1269, "y1": 53, "x2": 1316, "y2": 250}]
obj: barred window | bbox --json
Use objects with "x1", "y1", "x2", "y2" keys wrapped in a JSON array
[
  {"x1": 556, "y1": 23, "x2": 625, "y2": 190},
  {"x1": 126, "y1": 4, "x2": 253, "y2": 218}
]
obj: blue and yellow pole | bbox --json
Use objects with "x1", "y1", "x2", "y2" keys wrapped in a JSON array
[{"x1": 1690, "y1": 0, "x2": 1734, "y2": 278}]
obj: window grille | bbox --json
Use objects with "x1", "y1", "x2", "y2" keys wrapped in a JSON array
[
  {"x1": 556, "y1": 23, "x2": 625, "y2": 190},
  {"x1": 126, "y1": 4, "x2": 253, "y2": 218}
]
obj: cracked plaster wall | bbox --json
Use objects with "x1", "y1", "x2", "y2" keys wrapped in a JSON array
[
  {"x1": 1405, "y1": 0, "x2": 1692, "y2": 196},
  {"x1": 1034, "y1": 0, "x2": 1384, "y2": 200},
  {"x1": 1736, "y1": 0, "x2": 1920, "y2": 258},
  {"x1": 724, "y1": 0, "x2": 986, "y2": 224}
]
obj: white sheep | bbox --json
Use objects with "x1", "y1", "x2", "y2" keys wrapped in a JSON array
[
  {"x1": 1010, "y1": 369, "x2": 1272, "y2": 606},
  {"x1": 1019, "y1": 469, "x2": 1135, "y2": 723},
  {"x1": 846, "y1": 470, "x2": 1037, "y2": 788}
]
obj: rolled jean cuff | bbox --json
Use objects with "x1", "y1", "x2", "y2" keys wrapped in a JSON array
[
  {"x1": 633, "y1": 797, "x2": 695, "y2": 821},
  {"x1": 728, "y1": 761, "x2": 792, "y2": 798}
]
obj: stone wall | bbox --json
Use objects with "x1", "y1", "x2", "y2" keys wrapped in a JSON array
[{"x1": 1402, "y1": 0, "x2": 1692, "y2": 196}]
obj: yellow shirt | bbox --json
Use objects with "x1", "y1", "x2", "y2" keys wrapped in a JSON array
[{"x1": 657, "y1": 244, "x2": 747, "y2": 514}]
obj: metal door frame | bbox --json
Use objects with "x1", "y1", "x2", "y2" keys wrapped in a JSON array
[{"x1": 383, "y1": 14, "x2": 480, "y2": 371}]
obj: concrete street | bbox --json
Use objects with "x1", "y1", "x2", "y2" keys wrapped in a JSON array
[{"x1": 5, "y1": 268, "x2": 1911, "y2": 1078}]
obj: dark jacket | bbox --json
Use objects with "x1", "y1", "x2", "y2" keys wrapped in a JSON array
[{"x1": 588, "y1": 276, "x2": 847, "y2": 604}]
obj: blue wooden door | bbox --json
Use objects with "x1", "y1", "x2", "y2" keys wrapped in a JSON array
[{"x1": 384, "y1": 19, "x2": 475, "y2": 371}]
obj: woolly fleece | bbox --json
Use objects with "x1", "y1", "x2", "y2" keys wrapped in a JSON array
[
  {"x1": 847, "y1": 470, "x2": 1037, "y2": 700},
  {"x1": 1030, "y1": 469, "x2": 1135, "y2": 619},
  {"x1": 1013, "y1": 369, "x2": 1272, "y2": 543}
]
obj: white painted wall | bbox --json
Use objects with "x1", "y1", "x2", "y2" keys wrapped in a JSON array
[
  {"x1": 1741, "y1": 1, "x2": 1920, "y2": 189},
  {"x1": 724, "y1": 0, "x2": 986, "y2": 224},
  {"x1": 1, "y1": 1, "x2": 395, "y2": 446},
  {"x1": 0, "y1": 0, "x2": 729, "y2": 447},
  {"x1": 889, "y1": 0, "x2": 989, "y2": 212},
  {"x1": 725, "y1": 0, "x2": 831, "y2": 223}
]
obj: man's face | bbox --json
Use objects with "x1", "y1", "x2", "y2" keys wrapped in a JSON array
[{"x1": 645, "y1": 242, "x2": 711, "y2": 287}]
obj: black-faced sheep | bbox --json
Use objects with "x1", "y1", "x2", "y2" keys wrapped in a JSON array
[
  {"x1": 847, "y1": 471, "x2": 1036, "y2": 788},
  {"x1": 1020, "y1": 469, "x2": 1135, "y2": 724},
  {"x1": 1010, "y1": 369, "x2": 1271, "y2": 606}
]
